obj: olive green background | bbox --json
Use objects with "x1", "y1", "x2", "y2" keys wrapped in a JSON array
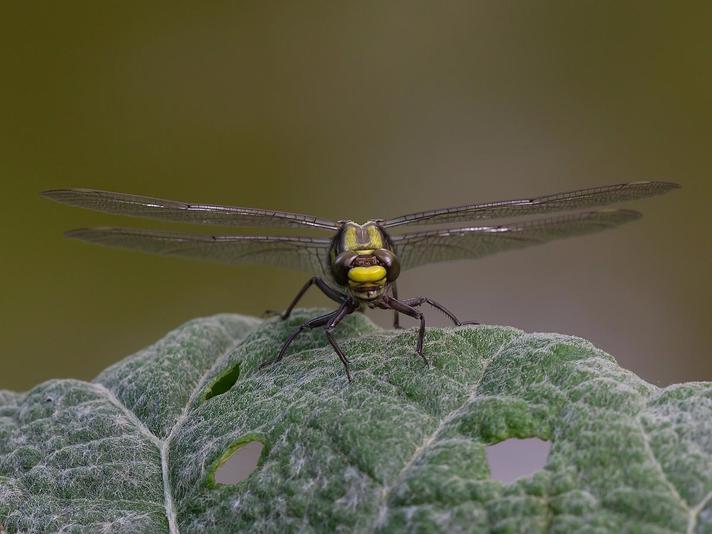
[{"x1": 1, "y1": 2, "x2": 710, "y2": 391}]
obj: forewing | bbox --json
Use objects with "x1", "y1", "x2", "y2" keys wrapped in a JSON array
[
  {"x1": 382, "y1": 181, "x2": 678, "y2": 228},
  {"x1": 43, "y1": 188, "x2": 339, "y2": 230},
  {"x1": 393, "y1": 209, "x2": 641, "y2": 271},
  {"x1": 65, "y1": 227, "x2": 334, "y2": 279}
]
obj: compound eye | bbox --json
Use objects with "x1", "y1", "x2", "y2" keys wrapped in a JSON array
[
  {"x1": 332, "y1": 251, "x2": 358, "y2": 285},
  {"x1": 372, "y1": 249, "x2": 401, "y2": 282}
]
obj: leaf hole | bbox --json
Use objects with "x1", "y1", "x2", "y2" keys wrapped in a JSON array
[
  {"x1": 213, "y1": 440, "x2": 264, "y2": 485},
  {"x1": 485, "y1": 437, "x2": 550, "y2": 484},
  {"x1": 204, "y1": 363, "x2": 240, "y2": 400}
]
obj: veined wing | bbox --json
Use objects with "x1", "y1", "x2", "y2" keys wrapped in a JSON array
[
  {"x1": 65, "y1": 227, "x2": 334, "y2": 279},
  {"x1": 393, "y1": 209, "x2": 641, "y2": 271},
  {"x1": 42, "y1": 188, "x2": 339, "y2": 230},
  {"x1": 382, "y1": 181, "x2": 678, "y2": 228}
]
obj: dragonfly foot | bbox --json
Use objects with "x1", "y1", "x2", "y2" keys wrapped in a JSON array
[
  {"x1": 262, "y1": 309, "x2": 285, "y2": 319},
  {"x1": 259, "y1": 357, "x2": 279, "y2": 370}
]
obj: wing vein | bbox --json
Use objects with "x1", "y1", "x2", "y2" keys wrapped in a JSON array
[{"x1": 383, "y1": 181, "x2": 678, "y2": 228}]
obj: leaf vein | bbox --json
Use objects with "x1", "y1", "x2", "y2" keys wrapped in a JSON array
[{"x1": 372, "y1": 333, "x2": 514, "y2": 530}]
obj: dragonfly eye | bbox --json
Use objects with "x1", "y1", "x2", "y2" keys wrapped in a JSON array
[
  {"x1": 373, "y1": 248, "x2": 400, "y2": 282},
  {"x1": 332, "y1": 251, "x2": 358, "y2": 285}
]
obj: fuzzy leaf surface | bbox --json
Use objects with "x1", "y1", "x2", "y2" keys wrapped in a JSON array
[{"x1": 1, "y1": 310, "x2": 710, "y2": 534}]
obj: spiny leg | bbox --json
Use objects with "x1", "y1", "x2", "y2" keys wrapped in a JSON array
[
  {"x1": 400, "y1": 296, "x2": 479, "y2": 326},
  {"x1": 324, "y1": 301, "x2": 359, "y2": 382},
  {"x1": 265, "y1": 276, "x2": 347, "y2": 320},
  {"x1": 382, "y1": 295, "x2": 428, "y2": 365},
  {"x1": 259, "y1": 310, "x2": 337, "y2": 369},
  {"x1": 390, "y1": 282, "x2": 402, "y2": 329}
]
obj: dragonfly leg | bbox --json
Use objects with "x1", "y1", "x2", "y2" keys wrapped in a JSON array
[
  {"x1": 382, "y1": 295, "x2": 428, "y2": 365},
  {"x1": 260, "y1": 310, "x2": 337, "y2": 369},
  {"x1": 324, "y1": 301, "x2": 359, "y2": 382},
  {"x1": 265, "y1": 277, "x2": 347, "y2": 319},
  {"x1": 400, "y1": 296, "x2": 479, "y2": 326},
  {"x1": 390, "y1": 282, "x2": 402, "y2": 329}
]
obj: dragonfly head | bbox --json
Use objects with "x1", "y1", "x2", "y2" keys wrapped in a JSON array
[{"x1": 332, "y1": 248, "x2": 400, "y2": 301}]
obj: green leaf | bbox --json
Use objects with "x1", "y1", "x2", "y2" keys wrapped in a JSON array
[{"x1": 1, "y1": 309, "x2": 710, "y2": 533}]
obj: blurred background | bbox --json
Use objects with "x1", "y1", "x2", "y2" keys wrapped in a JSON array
[{"x1": 1, "y1": 1, "x2": 710, "y2": 392}]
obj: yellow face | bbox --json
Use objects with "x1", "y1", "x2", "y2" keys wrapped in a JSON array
[{"x1": 347, "y1": 264, "x2": 388, "y2": 300}]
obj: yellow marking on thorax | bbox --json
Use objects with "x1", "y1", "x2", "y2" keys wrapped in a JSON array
[
  {"x1": 342, "y1": 223, "x2": 385, "y2": 252},
  {"x1": 343, "y1": 227, "x2": 359, "y2": 251},
  {"x1": 367, "y1": 225, "x2": 384, "y2": 249}
]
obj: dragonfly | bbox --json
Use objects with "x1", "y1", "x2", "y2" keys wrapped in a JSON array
[{"x1": 43, "y1": 181, "x2": 679, "y2": 381}]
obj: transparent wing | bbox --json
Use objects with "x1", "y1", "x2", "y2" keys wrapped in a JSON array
[
  {"x1": 393, "y1": 209, "x2": 642, "y2": 271},
  {"x1": 382, "y1": 181, "x2": 678, "y2": 228},
  {"x1": 65, "y1": 227, "x2": 334, "y2": 278},
  {"x1": 42, "y1": 188, "x2": 339, "y2": 230}
]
